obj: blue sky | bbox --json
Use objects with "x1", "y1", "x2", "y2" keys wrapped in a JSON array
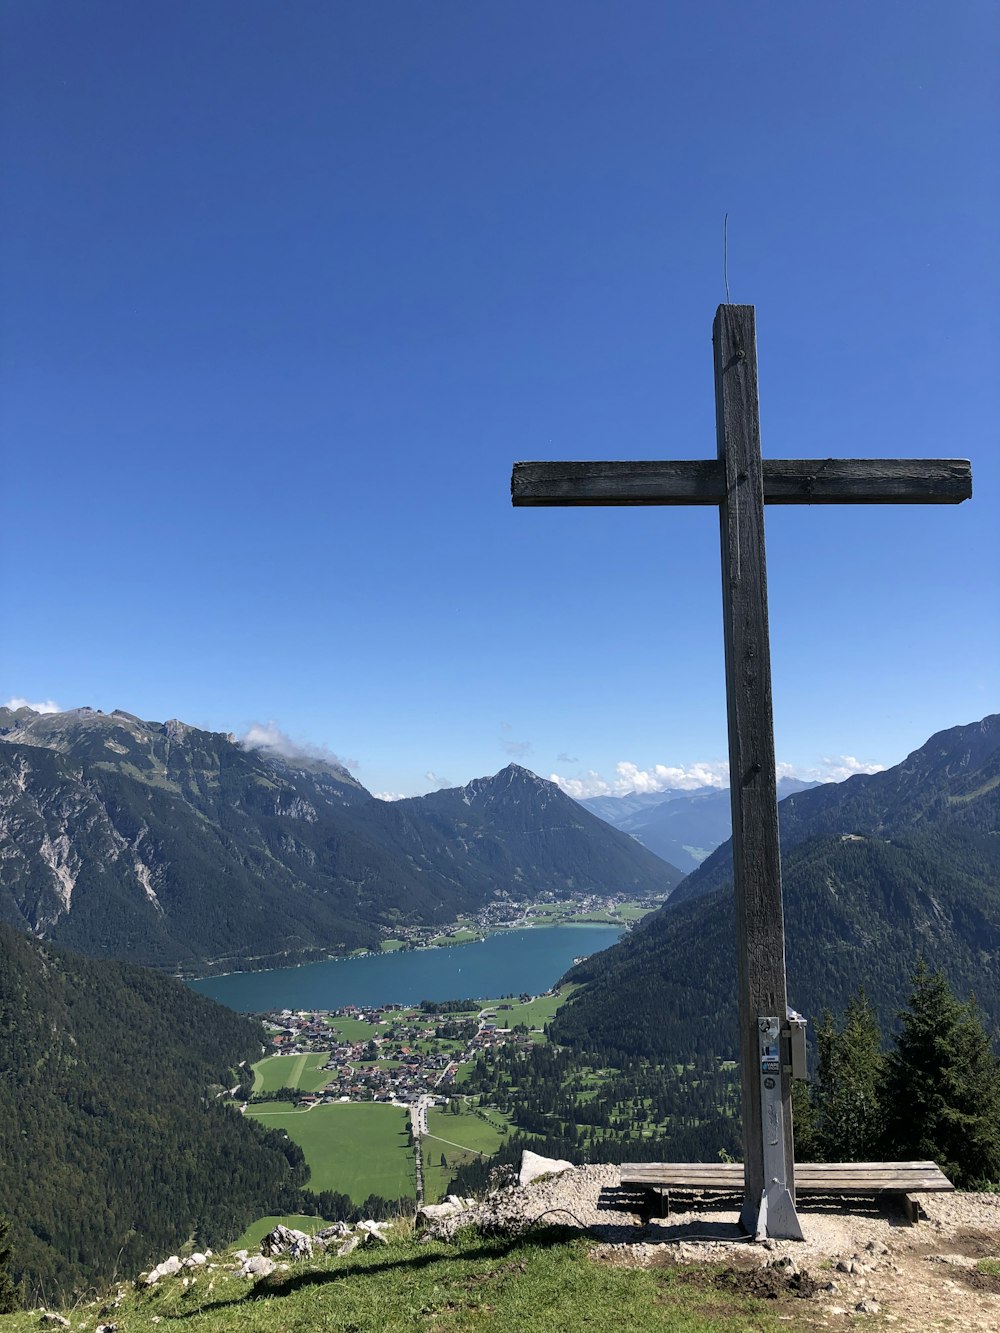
[{"x1": 2, "y1": 1, "x2": 997, "y2": 798}]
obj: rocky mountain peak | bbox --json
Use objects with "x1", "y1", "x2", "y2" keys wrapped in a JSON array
[{"x1": 457, "y1": 763, "x2": 554, "y2": 807}]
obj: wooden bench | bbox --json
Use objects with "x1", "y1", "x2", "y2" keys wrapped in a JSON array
[{"x1": 619, "y1": 1161, "x2": 954, "y2": 1224}]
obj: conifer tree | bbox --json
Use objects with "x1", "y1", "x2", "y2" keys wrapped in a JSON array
[
  {"x1": 0, "y1": 1214, "x2": 21, "y2": 1313},
  {"x1": 790, "y1": 1075, "x2": 820, "y2": 1160},
  {"x1": 812, "y1": 990, "x2": 885, "y2": 1162},
  {"x1": 881, "y1": 964, "x2": 1000, "y2": 1187}
]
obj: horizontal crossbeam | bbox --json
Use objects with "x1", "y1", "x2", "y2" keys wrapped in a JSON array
[{"x1": 512, "y1": 458, "x2": 972, "y2": 507}]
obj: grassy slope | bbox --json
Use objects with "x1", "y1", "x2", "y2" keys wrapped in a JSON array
[
  {"x1": 247, "y1": 1102, "x2": 415, "y2": 1199},
  {"x1": 492, "y1": 991, "x2": 568, "y2": 1027},
  {"x1": 0, "y1": 1230, "x2": 807, "y2": 1333},
  {"x1": 253, "y1": 1052, "x2": 333, "y2": 1093},
  {"x1": 422, "y1": 1106, "x2": 511, "y2": 1201}
]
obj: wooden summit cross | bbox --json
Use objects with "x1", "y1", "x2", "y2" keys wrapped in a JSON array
[{"x1": 510, "y1": 304, "x2": 972, "y2": 1240}]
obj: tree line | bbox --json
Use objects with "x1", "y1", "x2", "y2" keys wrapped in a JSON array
[
  {"x1": 447, "y1": 965, "x2": 1000, "y2": 1199},
  {"x1": 795, "y1": 964, "x2": 1000, "y2": 1187}
]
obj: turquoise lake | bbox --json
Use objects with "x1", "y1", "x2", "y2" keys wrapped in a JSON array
[{"x1": 187, "y1": 925, "x2": 623, "y2": 1012}]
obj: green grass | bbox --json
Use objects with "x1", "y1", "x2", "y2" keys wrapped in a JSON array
[
  {"x1": 252, "y1": 1052, "x2": 333, "y2": 1093},
  {"x1": 426, "y1": 1106, "x2": 510, "y2": 1155},
  {"x1": 323, "y1": 1014, "x2": 378, "y2": 1039},
  {"x1": 380, "y1": 938, "x2": 404, "y2": 951},
  {"x1": 422, "y1": 1105, "x2": 511, "y2": 1201},
  {"x1": 233, "y1": 1214, "x2": 332, "y2": 1249},
  {"x1": 617, "y1": 903, "x2": 655, "y2": 921},
  {"x1": 0, "y1": 1231, "x2": 810, "y2": 1332},
  {"x1": 429, "y1": 929, "x2": 482, "y2": 945},
  {"x1": 247, "y1": 1101, "x2": 415, "y2": 1200},
  {"x1": 976, "y1": 1258, "x2": 1000, "y2": 1277},
  {"x1": 491, "y1": 988, "x2": 573, "y2": 1030}
]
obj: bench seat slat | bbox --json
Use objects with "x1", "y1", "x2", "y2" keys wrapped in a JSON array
[{"x1": 619, "y1": 1160, "x2": 953, "y2": 1194}]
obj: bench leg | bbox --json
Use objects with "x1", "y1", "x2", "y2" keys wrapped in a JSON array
[{"x1": 901, "y1": 1193, "x2": 924, "y2": 1225}]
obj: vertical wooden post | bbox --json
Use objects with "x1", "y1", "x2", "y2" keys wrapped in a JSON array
[{"x1": 713, "y1": 304, "x2": 801, "y2": 1240}]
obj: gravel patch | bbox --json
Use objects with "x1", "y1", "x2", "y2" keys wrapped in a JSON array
[{"x1": 423, "y1": 1160, "x2": 1000, "y2": 1330}]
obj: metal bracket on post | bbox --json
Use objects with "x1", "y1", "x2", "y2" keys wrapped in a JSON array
[{"x1": 741, "y1": 1016, "x2": 804, "y2": 1242}]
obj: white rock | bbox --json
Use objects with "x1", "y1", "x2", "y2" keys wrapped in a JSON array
[
  {"x1": 241, "y1": 1255, "x2": 276, "y2": 1277},
  {"x1": 261, "y1": 1224, "x2": 313, "y2": 1257},
  {"x1": 518, "y1": 1150, "x2": 574, "y2": 1187},
  {"x1": 417, "y1": 1201, "x2": 468, "y2": 1225},
  {"x1": 233, "y1": 1249, "x2": 249, "y2": 1261},
  {"x1": 39, "y1": 1316, "x2": 71, "y2": 1329},
  {"x1": 856, "y1": 1299, "x2": 881, "y2": 1315},
  {"x1": 316, "y1": 1222, "x2": 350, "y2": 1241},
  {"x1": 143, "y1": 1254, "x2": 184, "y2": 1286},
  {"x1": 336, "y1": 1236, "x2": 359, "y2": 1257}
]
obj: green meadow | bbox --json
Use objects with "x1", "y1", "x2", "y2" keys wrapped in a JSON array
[
  {"x1": 422, "y1": 1104, "x2": 511, "y2": 1201},
  {"x1": 247, "y1": 1101, "x2": 415, "y2": 1201},
  {"x1": 489, "y1": 988, "x2": 571, "y2": 1030},
  {"x1": 323, "y1": 1013, "x2": 381, "y2": 1039},
  {"x1": 252, "y1": 1051, "x2": 332, "y2": 1093}
]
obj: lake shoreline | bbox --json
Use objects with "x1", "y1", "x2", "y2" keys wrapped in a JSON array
[
  {"x1": 187, "y1": 923, "x2": 625, "y2": 1013},
  {"x1": 185, "y1": 919, "x2": 626, "y2": 984}
]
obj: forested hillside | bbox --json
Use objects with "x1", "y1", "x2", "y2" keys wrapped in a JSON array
[
  {"x1": 670, "y1": 714, "x2": 999, "y2": 905},
  {"x1": 554, "y1": 715, "x2": 1000, "y2": 1064},
  {"x1": 0, "y1": 922, "x2": 307, "y2": 1301}
]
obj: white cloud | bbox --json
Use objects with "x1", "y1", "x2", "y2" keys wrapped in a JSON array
[
  {"x1": 774, "y1": 756, "x2": 886, "y2": 784},
  {"x1": 4, "y1": 697, "x2": 61, "y2": 714},
  {"x1": 239, "y1": 720, "x2": 357, "y2": 770},
  {"x1": 548, "y1": 769, "x2": 612, "y2": 799},
  {"x1": 551, "y1": 760, "x2": 730, "y2": 800},
  {"x1": 424, "y1": 771, "x2": 451, "y2": 789},
  {"x1": 551, "y1": 752, "x2": 885, "y2": 799},
  {"x1": 614, "y1": 760, "x2": 729, "y2": 793},
  {"x1": 374, "y1": 791, "x2": 408, "y2": 802}
]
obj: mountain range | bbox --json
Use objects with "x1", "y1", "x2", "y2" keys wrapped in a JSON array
[
  {"x1": 0, "y1": 705, "x2": 681, "y2": 974},
  {"x1": 580, "y1": 777, "x2": 818, "y2": 873},
  {"x1": 554, "y1": 714, "x2": 1000, "y2": 1061}
]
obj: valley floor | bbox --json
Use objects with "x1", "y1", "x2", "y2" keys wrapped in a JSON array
[
  {"x1": 376, "y1": 893, "x2": 660, "y2": 952},
  {"x1": 243, "y1": 994, "x2": 558, "y2": 1204}
]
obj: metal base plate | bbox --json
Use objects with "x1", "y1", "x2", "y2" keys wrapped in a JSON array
[{"x1": 740, "y1": 1181, "x2": 805, "y2": 1242}]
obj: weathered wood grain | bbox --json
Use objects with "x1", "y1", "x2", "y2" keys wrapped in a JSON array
[
  {"x1": 620, "y1": 1161, "x2": 954, "y2": 1193},
  {"x1": 713, "y1": 304, "x2": 795, "y2": 1218},
  {"x1": 511, "y1": 458, "x2": 972, "y2": 506}
]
